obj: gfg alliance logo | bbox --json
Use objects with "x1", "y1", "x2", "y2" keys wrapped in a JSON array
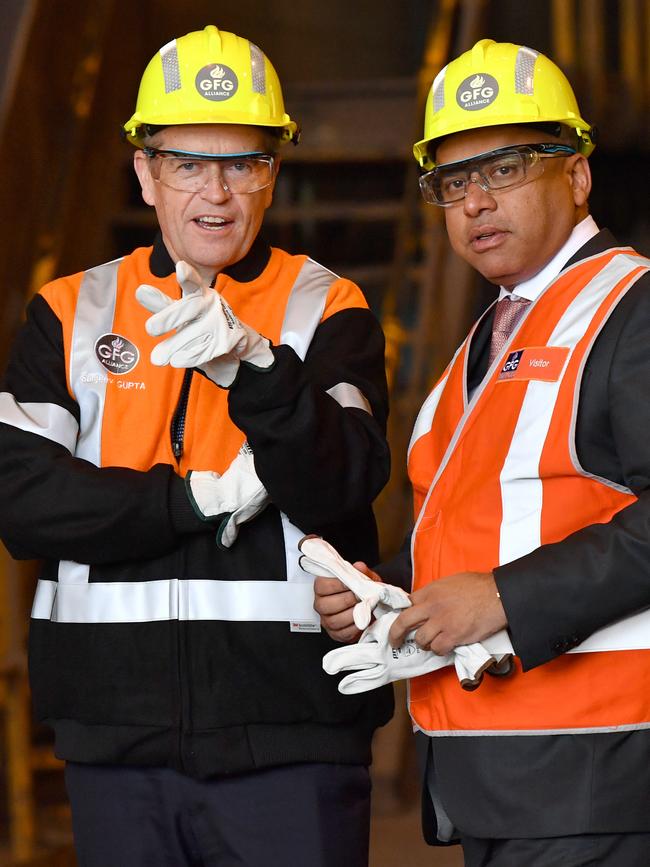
[
  {"x1": 195, "y1": 64, "x2": 239, "y2": 101},
  {"x1": 502, "y1": 350, "x2": 523, "y2": 373},
  {"x1": 95, "y1": 334, "x2": 140, "y2": 374},
  {"x1": 456, "y1": 73, "x2": 499, "y2": 111}
]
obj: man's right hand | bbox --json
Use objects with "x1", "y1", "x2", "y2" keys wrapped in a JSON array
[{"x1": 313, "y1": 561, "x2": 381, "y2": 644}]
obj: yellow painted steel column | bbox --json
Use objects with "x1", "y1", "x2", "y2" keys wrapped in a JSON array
[
  {"x1": 551, "y1": 0, "x2": 577, "y2": 69},
  {"x1": 0, "y1": 545, "x2": 36, "y2": 861}
]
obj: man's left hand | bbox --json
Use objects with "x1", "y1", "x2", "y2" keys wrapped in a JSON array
[{"x1": 388, "y1": 571, "x2": 507, "y2": 655}]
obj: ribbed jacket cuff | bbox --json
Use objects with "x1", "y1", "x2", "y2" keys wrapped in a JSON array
[{"x1": 169, "y1": 474, "x2": 207, "y2": 534}]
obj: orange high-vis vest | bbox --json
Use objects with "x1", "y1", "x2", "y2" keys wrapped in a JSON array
[
  {"x1": 408, "y1": 247, "x2": 650, "y2": 736},
  {"x1": 40, "y1": 245, "x2": 367, "y2": 477}
]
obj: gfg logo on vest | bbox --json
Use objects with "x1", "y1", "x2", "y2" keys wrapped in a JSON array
[
  {"x1": 195, "y1": 64, "x2": 239, "y2": 101},
  {"x1": 502, "y1": 350, "x2": 523, "y2": 373},
  {"x1": 95, "y1": 334, "x2": 140, "y2": 374},
  {"x1": 456, "y1": 73, "x2": 499, "y2": 111}
]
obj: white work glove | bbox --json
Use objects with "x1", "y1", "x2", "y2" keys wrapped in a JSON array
[
  {"x1": 305, "y1": 533, "x2": 515, "y2": 691},
  {"x1": 185, "y1": 443, "x2": 269, "y2": 548},
  {"x1": 322, "y1": 612, "x2": 454, "y2": 694},
  {"x1": 453, "y1": 643, "x2": 501, "y2": 690},
  {"x1": 323, "y1": 612, "x2": 507, "y2": 694},
  {"x1": 135, "y1": 260, "x2": 274, "y2": 387},
  {"x1": 480, "y1": 629, "x2": 515, "y2": 680},
  {"x1": 298, "y1": 535, "x2": 411, "y2": 629}
]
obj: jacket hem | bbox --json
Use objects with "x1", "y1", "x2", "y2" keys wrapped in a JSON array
[{"x1": 48, "y1": 717, "x2": 384, "y2": 779}]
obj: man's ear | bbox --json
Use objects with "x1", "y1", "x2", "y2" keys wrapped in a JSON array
[
  {"x1": 133, "y1": 150, "x2": 156, "y2": 207},
  {"x1": 569, "y1": 154, "x2": 591, "y2": 208}
]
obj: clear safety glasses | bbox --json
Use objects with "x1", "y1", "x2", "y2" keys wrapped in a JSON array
[
  {"x1": 143, "y1": 147, "x2": 276, "y2": 194},
  {"x1": 418, "y1": 143, "x2": 577, "y2": 206}
]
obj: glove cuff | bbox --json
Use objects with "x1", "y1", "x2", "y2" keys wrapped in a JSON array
[
  {"x1": 240, "y1": 334, "x2": 274, "y2": 369},
  {"x1": 185, "y1": 470, "x2": 224, "y2": 524},
  {"x1": 201, "y1": 355, "x2": 241, "y2": 389}
]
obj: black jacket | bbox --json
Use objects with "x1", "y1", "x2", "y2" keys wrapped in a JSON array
[{"x1": 0, "y1": 236, "x2": 394, "y2": 777}]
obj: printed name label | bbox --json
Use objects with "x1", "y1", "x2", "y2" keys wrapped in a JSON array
[{"x1": 497, "y1": 346, "x2": 570, "y2": 382}]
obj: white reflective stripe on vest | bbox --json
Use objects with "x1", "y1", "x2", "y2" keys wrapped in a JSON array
[
  {"x1": 483, "y1": 608, "x2": 650, "y2": 656},
  {"x1": 0, "y1": 392, "x2": 79, "y2": 453},
  {"x1": 57, "y1": 258, "x2": 123, "y2": 587},
  {"x1": 569, "y1": 609, "x2": 650, "y2": 653},
  {"x1": 70, "y1": 258, "x2": 121, "y2": 465},
  {"x1": 408, "y1": 361, "x2": 455, "y2": 458},
  {"x1": 499, "y1": 253, "x2": 641, "y2": 565},
  {"x1": 31, "y1": 577, "x2": 318, "y2": 624}
]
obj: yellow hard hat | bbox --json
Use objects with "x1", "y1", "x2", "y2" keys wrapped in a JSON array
[
  {"x1": 414, "y1": 39, "x2": 594, "y2": 169},
  {"x1": 123, "y1": 25, "x2": 299, "y2": 146}
]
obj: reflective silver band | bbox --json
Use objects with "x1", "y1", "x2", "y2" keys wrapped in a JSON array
[
  {"x1": 249, "y1": 42, "x2": 266, "y2": 95},
  {"x1": 479, "y1": 608, "x2": 650, "y2": 656},
  {"x1": 326, "y1": 382, "x2": 371, "y2": 414},
  {"x1": 160, "y1": 39, "x2": 181, "y2": 94},
  {"x1": 31, "y1": 577, "x2": 318, "y2": 624},
  {"x1": 61, "y1": 258, "x2": 122, "y2": 587},
  {"x1": 420, "y1": 721, "x2": 650, "y2": 737},
  {"x1": 0, "y1": 393, "x2": 79, "y2": 453},
  {"x1": 281, "y1": 261, "x2": 371, "y2": 421},
  {"x1": 514, "y1": 45, "x2": 538, "y2": 95},
  {"x1": 432, "y1": 67, "x2": 446, "y2": 113},
  {"x1": 280, "y1": 258, "x2": 338, "y2": 360},
  {"x1": 70, "y1": 259, "x2": 120, "y2": 465}
]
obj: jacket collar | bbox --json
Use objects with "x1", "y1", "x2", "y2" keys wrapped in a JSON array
[
  {"x1": 564, "y1": 228, "x2": 618, "y2": 268},
  {"x1": 149, "y1": 232, "x2": 272, "y2": 282}
]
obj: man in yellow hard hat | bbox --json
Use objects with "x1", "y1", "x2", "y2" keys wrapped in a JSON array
[
  {"x1": 0, "y1": 25, "x2": 392, "y2": 866},
  {"x1": 316, "y1": 39, "x2": 650, "y2": 864}
]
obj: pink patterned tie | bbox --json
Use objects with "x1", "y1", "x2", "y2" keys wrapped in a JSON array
[{"x1": 488, "y1": 295, "x2": 531, "y2": 365}]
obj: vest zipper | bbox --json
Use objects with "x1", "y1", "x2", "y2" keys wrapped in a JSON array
[{"x1": 170, "y1": 369, "x2": 194, "y2": 459}]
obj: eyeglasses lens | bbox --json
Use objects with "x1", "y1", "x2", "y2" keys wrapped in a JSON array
[
  {"x1": 427, "y1": 150, "x2": 537, "y2": 204},
  {"x1": 155, "y1": 156, "x2": 274, "y2": 194}
]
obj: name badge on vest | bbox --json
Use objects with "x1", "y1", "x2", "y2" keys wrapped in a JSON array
[{"x1": 497, "y1": 346, "x2": 570, "y2": 382}]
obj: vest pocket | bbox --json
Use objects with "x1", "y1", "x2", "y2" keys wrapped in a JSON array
[{"x1": 413, "y1": 510, "x2": 444, "y2": 588}]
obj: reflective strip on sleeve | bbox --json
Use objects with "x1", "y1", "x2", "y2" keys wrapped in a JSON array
[
  {"x1": 31, "y1": 577, "x2": 319, "y2": 624},
  {"x1": 0, "y1": 393, "x2": 79, "y2": 453},
  {"x1": 326, "y1": 382, "x2": 371, "y2": 414},
  {"x1": 280, "y1": 259, "x2": 338, "y2": 360}
]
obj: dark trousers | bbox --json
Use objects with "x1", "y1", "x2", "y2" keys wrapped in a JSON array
[
  {"x1": 461, "y1": 832, "x2": 650, "y2": 866},
  {"x1": 65, "y1": 761, "x2": 371, "y2": 867}
]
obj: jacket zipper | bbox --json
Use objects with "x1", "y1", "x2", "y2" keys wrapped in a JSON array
[
  {"x1": 170, "y1": 368, "x2": 194, "y2": 770},
  {"x1": 170, "y1": 369, "x2": 194, "y2": 459}
]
